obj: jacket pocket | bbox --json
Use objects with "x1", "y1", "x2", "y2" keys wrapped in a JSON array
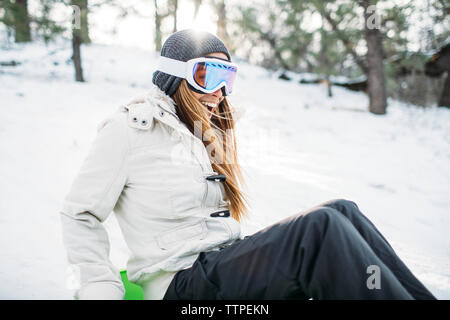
[{"x1": 155, "y1": 219, "x2": 208, "y2": 250}]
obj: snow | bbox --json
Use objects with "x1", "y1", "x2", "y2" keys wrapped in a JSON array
[{"x1": 1, "y1": 40, "x2": 449, "y2": 299}]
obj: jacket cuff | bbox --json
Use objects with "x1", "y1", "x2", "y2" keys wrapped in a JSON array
[{"x1": 77, "y1": 283, "x2": 125, "y2": 300}]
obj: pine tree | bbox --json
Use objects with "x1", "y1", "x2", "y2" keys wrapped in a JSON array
[
  {"x1": 235, "y1": 0, "x2": 413, "y2": 113},
  {"x1": 34, "y1": 0, "x2": 65, "y2": 43}
]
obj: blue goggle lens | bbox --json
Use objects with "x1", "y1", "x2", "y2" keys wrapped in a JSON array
[{"x1": 193, "y1": 61, "x2": 237, "y2": 94}]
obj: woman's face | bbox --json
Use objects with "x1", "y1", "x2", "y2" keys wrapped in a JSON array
[{"x1": 190, "y1": 52, "x2": 228, "y2": 119}]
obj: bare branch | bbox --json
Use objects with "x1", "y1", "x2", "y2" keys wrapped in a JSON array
[{"x1": 314, "y1": 3, "x2": 369, "y2": 74}]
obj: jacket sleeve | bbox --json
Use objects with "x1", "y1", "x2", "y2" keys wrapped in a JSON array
[{"x1": 59, "y1": 112, "x2": 130, "y2": 300}]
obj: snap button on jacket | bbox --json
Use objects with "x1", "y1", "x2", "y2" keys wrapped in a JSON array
[{"x1": 60, "y1": 85, "x2": 241, "y2": 299}]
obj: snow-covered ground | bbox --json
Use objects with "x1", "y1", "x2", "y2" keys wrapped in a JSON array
[{"x1": 0, "y1": 40, "x2": 449, "y2": 299}]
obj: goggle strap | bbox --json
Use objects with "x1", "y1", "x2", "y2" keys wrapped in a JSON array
[{"x1": 157, "y1": 56, "x2": 187, "y2": 78}]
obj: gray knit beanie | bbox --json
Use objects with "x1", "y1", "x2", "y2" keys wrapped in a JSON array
[{"x1": 152, "y1": 29, "x2": 231, "y2": 98}]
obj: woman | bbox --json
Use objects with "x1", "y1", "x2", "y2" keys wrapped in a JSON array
[{"x1": 60, "y1": 29, "x2": 436, "y2": 300}]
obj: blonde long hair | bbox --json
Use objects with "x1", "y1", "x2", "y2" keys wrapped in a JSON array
[{"x1": 172, "y1": 80, "x2": 249, "y2": 222}]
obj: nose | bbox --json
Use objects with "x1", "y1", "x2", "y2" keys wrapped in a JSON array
[{"x1": 211, "y1": 87, "x2": 223, "y2": 99}]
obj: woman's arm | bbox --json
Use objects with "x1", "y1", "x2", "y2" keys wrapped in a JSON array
[{"x1": 59, "y1": 112, "x2": 130, "y2": 300}]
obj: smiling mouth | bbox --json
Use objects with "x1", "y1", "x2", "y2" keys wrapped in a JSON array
[{"x1": 200, "y1": 101, "x2": 217, "y2": 116}]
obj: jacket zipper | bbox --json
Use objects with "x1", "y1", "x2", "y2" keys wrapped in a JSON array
[
  {"x1": 181, "y1": 131, "x2": 216, "y2": 210},
  {"x1": 201, "y1": 179, "x2": 208, "y2": 209}
]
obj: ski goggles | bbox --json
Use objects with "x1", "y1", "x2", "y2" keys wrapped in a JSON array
[{"x1": 156, "y1": 56, "x2": 238, "y2": 95}]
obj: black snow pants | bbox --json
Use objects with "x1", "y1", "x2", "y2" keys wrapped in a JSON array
[{"x1": 163, "y1": 199, "x2": 437, "y2": 300}]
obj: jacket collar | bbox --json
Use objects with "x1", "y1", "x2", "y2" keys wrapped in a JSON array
[
  {"x1": 145, "y1": 85, "x2": 178, "y2": 117},
  {"x1": 121, "y1": 85, "x2": 209, "y2": 145},
  {"x1": 120, "y1": 85, "x2": 208, "y2": 146},
  {"x1": 145, "y1": 86, "x2": 194, "y2": 137},
  {"x1": 120, "y1": 86, "x2": 214, "y2": 171}
]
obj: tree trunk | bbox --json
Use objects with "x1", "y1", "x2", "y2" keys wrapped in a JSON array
[
  {"x1": 192, "y1": 0, "x2": 202, "y2": 22},
  {"x1": 171, "y1": 0, "x2": 178, "y2": 33},
  {"x1": 325, "y1": 77, "x2": 333, "y2": 98},
  {"x1": 320, "y1": 14, "x2": 332, "y2": 97},
  {"x1": 361, "y1": 0, "x2": 387, "y2": 115},
  {"x1": 213, "y1": 0, "x2": 231, "y2": 51},
  {"x1": 71, "y1": 0, "x2": 90, "y2": 43},
  {"x1": 154, "y1": 0, "x2": 163, "y2": 52},
  {"x1": 14, "y1": 0, "x2": 31, "y2": 42},
  {"x1": 78, "y1": 0, "x2": 90, "y2": 44},
  {"x1": 72, "y1": 29, "x2": 85, "y2": 82},
  {"x1": 438, "y1": 74, "x2": 450, "y2": 107}
]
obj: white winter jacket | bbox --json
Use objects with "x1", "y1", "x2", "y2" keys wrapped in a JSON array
[{"x1": 60, "y1": 85, "x2": 242, "y2": 300}]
